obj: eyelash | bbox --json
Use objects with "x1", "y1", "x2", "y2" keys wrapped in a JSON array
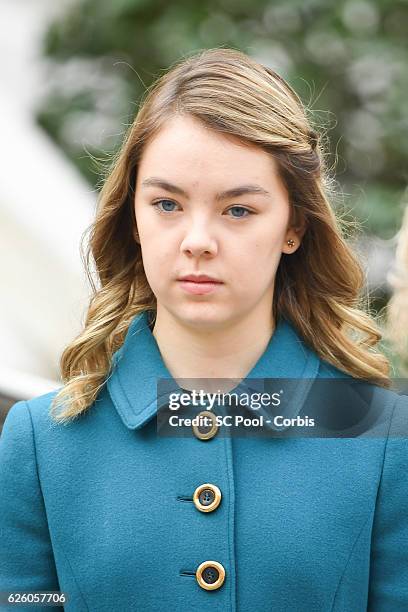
[{"x1": 151, "y1": 199, "x2": 255, "y2": 219}]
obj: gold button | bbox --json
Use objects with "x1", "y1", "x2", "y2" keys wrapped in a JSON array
[
  {"x1": 193, "y1": 483, "x2": 222, "y2": 513},
  {"x1": 192, "y1": 410, "x2": 218, "y2": 440},
  {"x1": 196, "y1": 560, "x2": 225, "y2": 590}
]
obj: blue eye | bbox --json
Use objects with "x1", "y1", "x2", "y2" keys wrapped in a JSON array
[
  {"x1": 152, "y1": 200, "x2": 253, "y2": 218},
  {"x1": 152, "y1": 199, "x2": 179, "y2": 213},
  {"x1": 227, "y1": 206, "x2": 252, "y2": 218}
]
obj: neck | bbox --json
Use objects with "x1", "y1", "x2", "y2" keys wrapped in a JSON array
[{"x1": 151, "y1": 305, "x2": 276, "y2": 390}]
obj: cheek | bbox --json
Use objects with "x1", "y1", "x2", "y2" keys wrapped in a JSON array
[
  {"x1": 235, "y1": 231, "x2": 283, "y2": 282},
  {"x1": 135, "y1": 207, "x2": 154, "y2": 237},
  {"x1": 140, "y1": 240, "x2": 173, "y2": 283},
  {"x1": 258, "y1": 226, "x2": 287, "y2": 263},
  {"x1": 239, "y1": 227, "x2": 283, "y2": 261}
]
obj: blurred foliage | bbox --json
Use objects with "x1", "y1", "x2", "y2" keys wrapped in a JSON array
[{"x1": 36, "y1": 0, "x2": 408, "y2": 240}]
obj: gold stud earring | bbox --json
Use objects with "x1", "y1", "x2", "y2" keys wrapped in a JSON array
[{"x1": 287, "y1": 239, "x2": 295, "y2": 247}]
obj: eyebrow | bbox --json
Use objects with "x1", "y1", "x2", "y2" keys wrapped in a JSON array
[{"x1": 141, "y1": 177, "x2": 271, "y2": 201}]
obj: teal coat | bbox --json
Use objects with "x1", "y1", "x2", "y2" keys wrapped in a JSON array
[{"x1": 1, "y1": 311, "x2": 408, "y2": 611}]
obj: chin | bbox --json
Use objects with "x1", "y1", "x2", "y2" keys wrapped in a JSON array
[{"x1": 174, "y1": 305, "x2": 231, "y2": 330}]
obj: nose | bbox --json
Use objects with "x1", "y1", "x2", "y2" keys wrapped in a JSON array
[{"x1": 180, "y1": 220, "x2": 218, "y2": 258}]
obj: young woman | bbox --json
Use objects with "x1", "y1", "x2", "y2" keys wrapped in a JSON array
[{"x1": 1, "y1": 47, "x2": 407, "y2": 612}]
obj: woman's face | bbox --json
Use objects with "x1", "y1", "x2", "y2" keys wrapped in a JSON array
[{"x1": 134, "y1": 114, "x2": 302, "y2": 331}]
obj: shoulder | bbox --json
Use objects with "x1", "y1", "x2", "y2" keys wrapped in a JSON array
[
  {"x1": 0, "y1": 387, "x2": 103, "y2": 457},
  {"x1": 0, "y1": 394, "x2": 62, "y2": 511},
  {"x1": 0, "y1": 392, "x2": 62, "y2": 465},
  {"x1": 317, "y1": 354, "x2": 404, "y2": 405},
  {"x1": 317, "y1": 359, "x2": 353, "y2": 379},
  {"x1": 314, "y1": 356, "x2": 408, "y2": 436},
  {"x1": 2, "y1": 390, "x2": 60, "y2": 435}
]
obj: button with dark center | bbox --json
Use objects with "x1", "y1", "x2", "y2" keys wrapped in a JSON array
[
  {"x1": 196, "y1": 560, "x2": 225, "y2": 590},
  {"x1": 192, "y1": 410, "x2": 218, "y2": 440},
  {"x1": 193, "y1": 483, "x2": 222, "y2": 513}
]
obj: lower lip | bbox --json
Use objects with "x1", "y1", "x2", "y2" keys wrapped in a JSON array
[{"x1": 178, "y1": 280, "x2": 223, "y2": 295}]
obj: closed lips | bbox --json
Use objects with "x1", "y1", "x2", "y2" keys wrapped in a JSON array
[{"x1": 179, "y1": 276, "x2": 223, "y2": 283}]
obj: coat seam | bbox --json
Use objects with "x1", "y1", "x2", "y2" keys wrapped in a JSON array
[
  {"x1": 329, "y1": 512, "x2": 374, "y2": 611},
  {"x1": 365, "y1": 393, "x2": 401, "y2": 610}
]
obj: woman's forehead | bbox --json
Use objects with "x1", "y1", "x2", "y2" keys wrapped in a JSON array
[{"x1": 136, "y1": 117, "x2": 282, "y2": 192}]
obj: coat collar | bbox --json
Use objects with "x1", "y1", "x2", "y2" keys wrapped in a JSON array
[{"x1": 106, "y1": 310, "x2": 321, "y2": 430}]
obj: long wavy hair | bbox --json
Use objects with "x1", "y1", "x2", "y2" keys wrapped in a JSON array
[{"x1": 50, "y1": 47, "x2": 391, "y2": 423}]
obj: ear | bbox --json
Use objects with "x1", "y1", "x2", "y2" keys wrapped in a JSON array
[
  {"x1": 133, "y1": 227, "x2": 140, "y2": 245},
  {"x1": 282, "y1": 223, "x2": 306, "y2": 255}
]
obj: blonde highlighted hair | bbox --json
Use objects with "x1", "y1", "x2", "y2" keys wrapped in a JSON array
[
  {"x1": 50, "y1": 47, "x2": 391, "y2": 423},
  {"x1": 385, "y1": 203, "x2": 408, "y2": 374}
]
